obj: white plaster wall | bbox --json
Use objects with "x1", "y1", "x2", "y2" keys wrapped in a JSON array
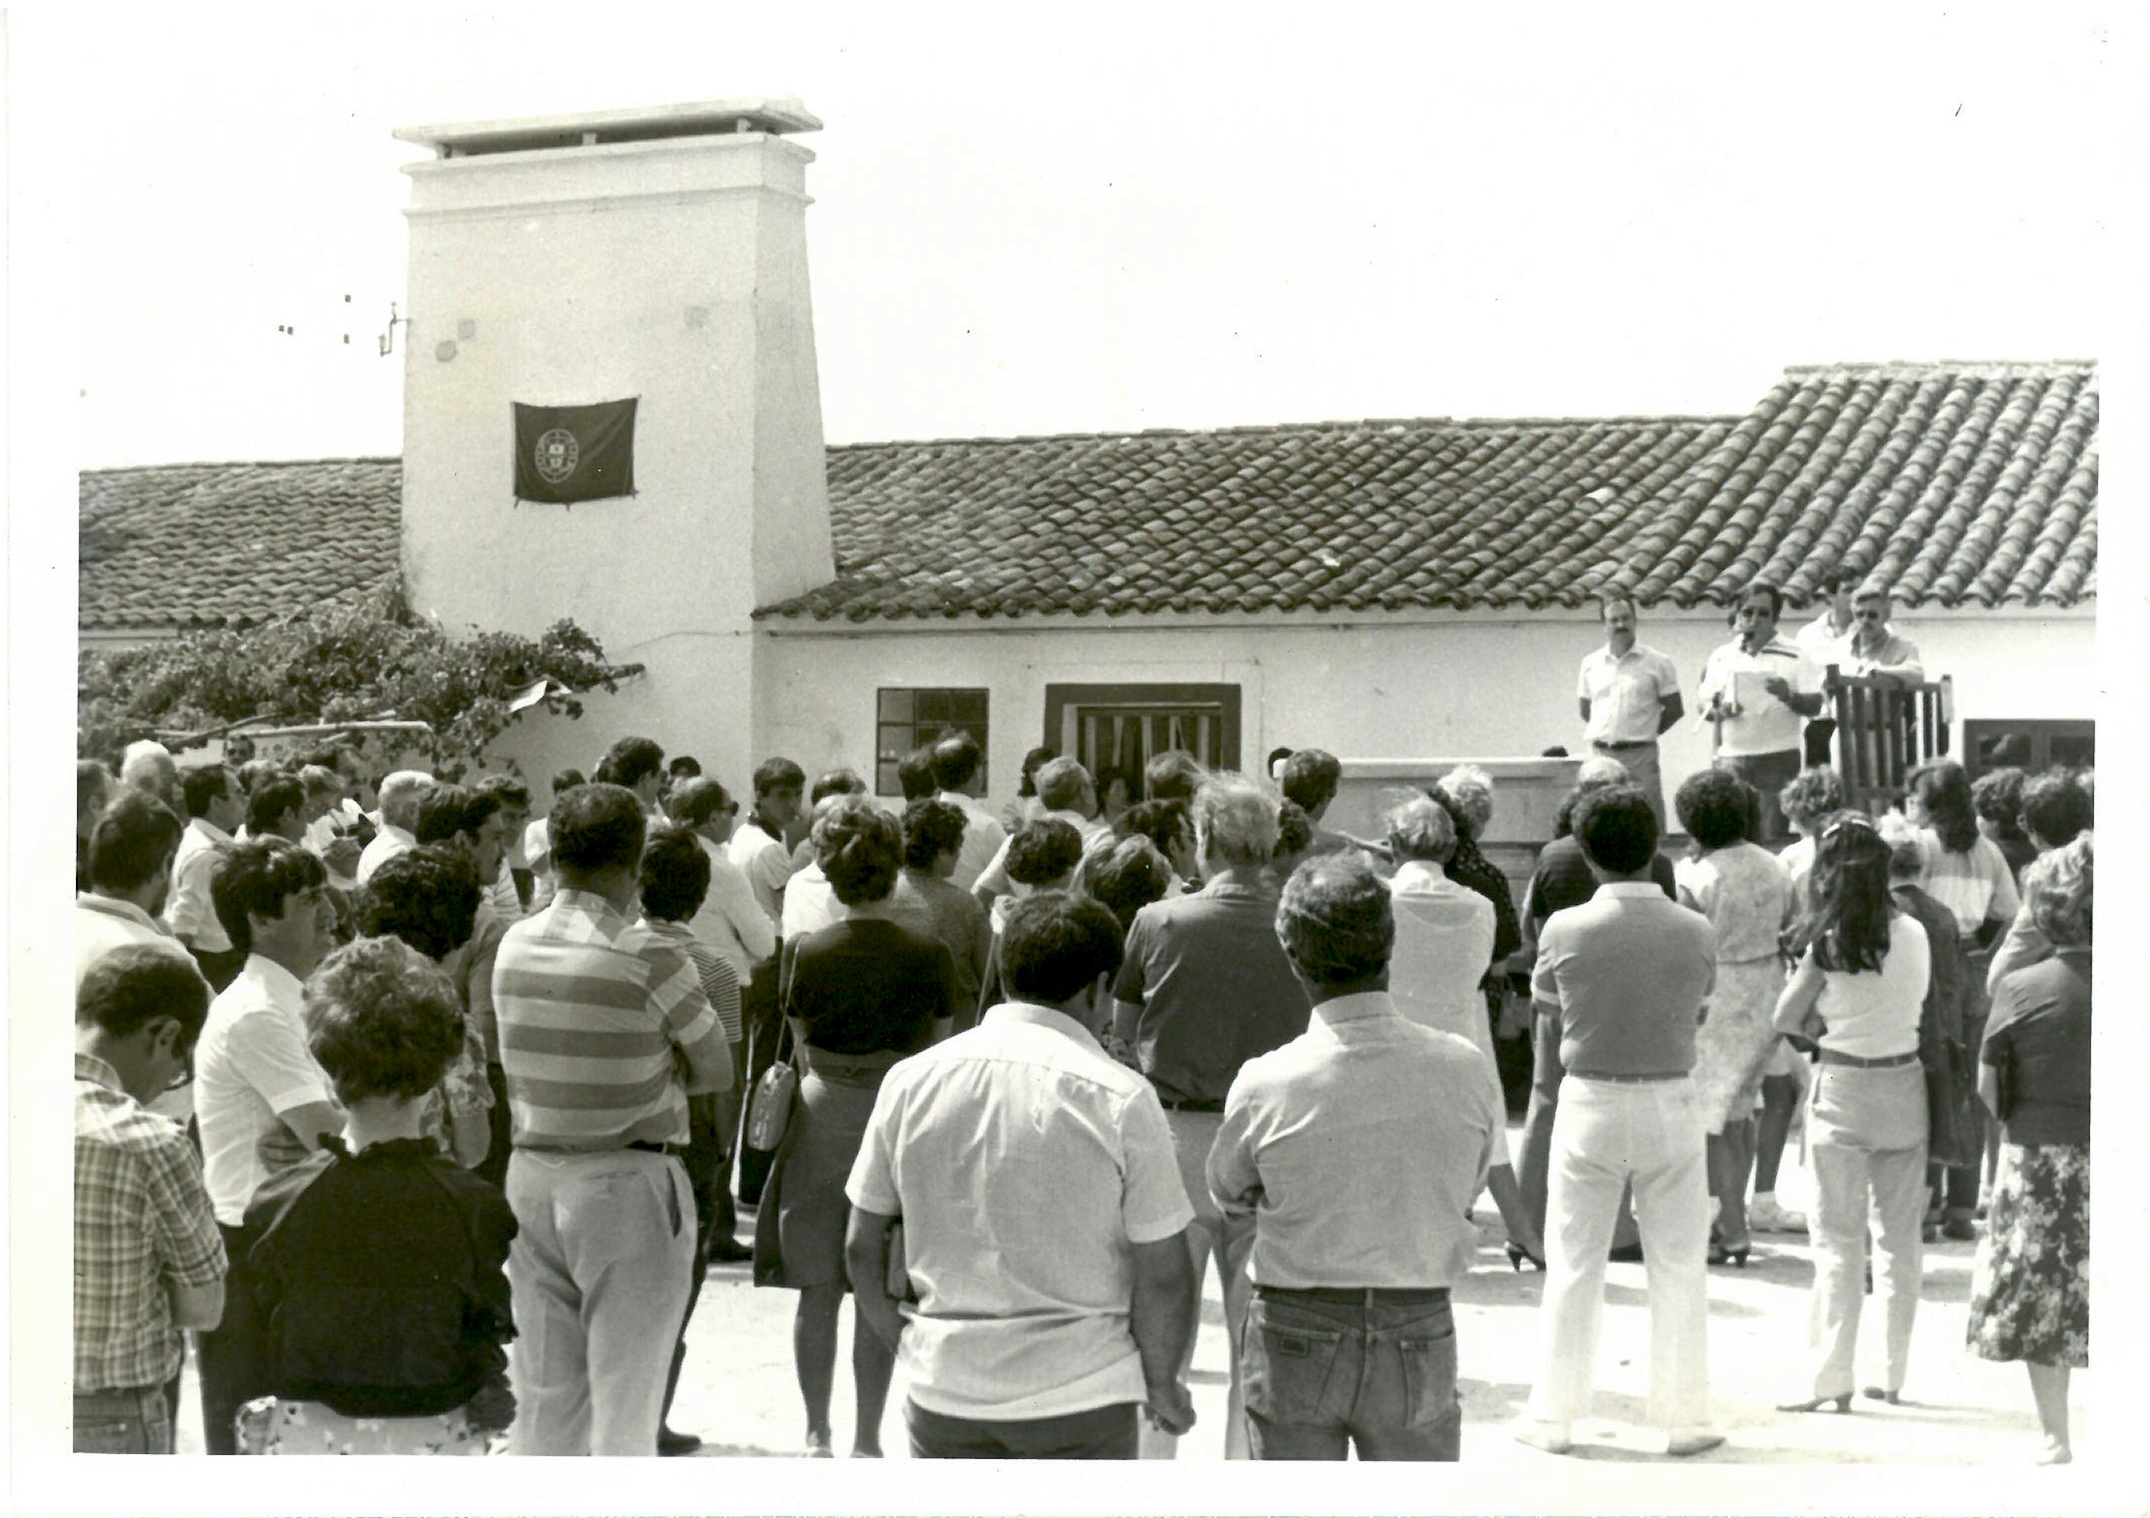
[
  {"x1": 399, "y1": 131, "x2": 831, "y2": 790},
  {"x1": 756, "y1": 609, "x2": 2095, "y2": 818}
]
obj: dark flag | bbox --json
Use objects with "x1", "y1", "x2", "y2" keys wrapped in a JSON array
[{"x1": 512, "y1": 398, "x2": 638, "y2": 505}]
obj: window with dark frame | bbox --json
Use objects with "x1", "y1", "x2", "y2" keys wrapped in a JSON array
[{"x1": 876, "y1": 688, "x2": 989, "y2": 797}]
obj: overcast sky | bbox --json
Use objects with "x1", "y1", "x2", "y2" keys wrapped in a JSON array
[{"x1": 46, "y1": 4, "x2": 2136, "y2": 469}]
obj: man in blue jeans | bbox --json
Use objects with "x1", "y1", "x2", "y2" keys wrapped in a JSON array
[{"x1": 1206, "y1": 852, "x2": 1500, "y2": 1459}]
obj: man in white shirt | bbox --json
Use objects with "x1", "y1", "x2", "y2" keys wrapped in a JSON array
[
  {"x1": 928, "y1": 732, "x2": 1006, "y2": 892},
  {"x1": 1577, "y1": 596, "x2": 1684, "y2": 829},
  {"x1": 846, "y1": 891, "x2": 1198, "y2": 1459},
  {"x1": 164, "y1": 765, "x2": 246, "y2": 990},
  {"x1": 190, "y1": 837, "x2": 343, "y2": 1453},
  {"x1": 120, "y1": 739, "x2": 184, "y2": 819},
  {"x1": 1794, "y1": 573, "x2": 1925, "y2": 768},
  {"x1": 355, "y1": 769, "x2": 431, "y2": 884},
  {"x1": 595, "y1": 735, "x2": 669, "y2": 821},
  {"x1": 972, "y1": 758, "x2": 1111, "y2": 908},
  {"x1": 727, "y1": 758, "x2": 805, "y2": 931},
  {"x1": 1697, "y1": 582, "x2": 1824, "y2": 843}
]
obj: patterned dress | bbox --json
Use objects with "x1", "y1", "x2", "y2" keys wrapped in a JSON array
[{"x1": 1674, "y1": 842, "x2": 1791, "y2": 1131}]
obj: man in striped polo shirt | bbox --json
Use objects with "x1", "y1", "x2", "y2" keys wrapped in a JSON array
[{"x1": 492, "y1": 782, "x2": 732, "y2": 1456}]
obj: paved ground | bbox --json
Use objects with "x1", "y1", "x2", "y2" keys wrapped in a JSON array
[{"x1": 172, "y1": 1123, "x2": 2096, "y2": 1470}]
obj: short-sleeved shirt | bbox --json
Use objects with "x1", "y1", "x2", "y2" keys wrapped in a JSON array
[
  {"x1": 1984, "y1": 948, "x2": 2091, "y2": 1147},
  {"x1": 1577, "y1": 643, "x2": 1681, "y2": 746},
  {"x1": 196, "y1": 955, "x2": 339, "y2": 1226},
  {"x1": 1524, "y1": 837, "x2": 1677, "y2": 931},
  {"x1": 1387, "y1": 862, "x2": 1496, "y2": 1034},
  {"x1": 1673, "y1": 843, "x2": 1789, "y2": 962},
  {"x1": 1113, "y1": 878, "x2": 1313, "y2": 1105},
  {"x1": 1803, "y1": 913, "x2": 1932, "y2": 1059},
  {"x1": 689, "y1": 834, "x2": 776, "y2": 977},
  {"x1": 354, "y1": 824, "x2": 417, "y2": 886},
  {"x1": 1697, "y1": 637, "x2": 1824, "y2": 758},
  {"x1": 1916, "y1": 830, "x2": 2021, "y2": 938},
  {"x1": 937, "y1": 791, "x2": 1009, "y2": 894},
  {"x1": 647, "y1": 918, "x2": 744, "y2": 1043},
  {"x1": 79, "y1": 898, "x2": 209, "y2": 1126},
  {"x1": 845, "y1": 1001, "x2": 1194, "y2": 1419},
  {"x1": 786, "y1": 917, "x2": 954, "y2": 1055},
  {"x1": 1797, "y1": 613, "x2": 1923, "y2": 681},
  {"x1": 725, "y1": 820, "x2": 794, "y2": 929},
  {"x1": 902, "y1": 869, "x2": 992, "y2": 1017},
  {"x1": 1532, "y1": 882, "x2": 1716, "y2": 1076},
  {"x1": 492, "y1": 888, "x2": 728, "y2": 1151},
  {"x1": 1210, "y1": 992, "x2": 1497, "y2": 1289},
  {"x1": 163, "y1": 818, "x2": 234, "y2": 952},
  {"x1": 74, "y1": 1054, "x2": 227, "y2": 1391}
]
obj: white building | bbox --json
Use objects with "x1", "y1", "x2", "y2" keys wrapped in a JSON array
[{"x1": 79, "y1": 100, "x2": 2098, "y2": 833}]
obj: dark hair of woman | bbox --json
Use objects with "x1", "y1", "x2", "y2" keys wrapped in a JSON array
[
  {"x1": 1675, "y1": 769, "x2": 1754, "y2": 851},
  {"x1": 901, "y1": 798, "x2": 968, "y2": 870},
  {"x1": 305, "y1": 936, "x2": 468, "y2": 1104},
  {"x1": 1015, "y1": 746, "x2": 1056, "y2": 800},
  {"x1": 1798, "y1": 817, "x2": 1895, "y2": 975},
  {"x1": 1908, "y1": 758, "x2": 1979, "y2": 854},
  {"x1": 814, "y1": 798, "x2": 902, "y2": 907}
]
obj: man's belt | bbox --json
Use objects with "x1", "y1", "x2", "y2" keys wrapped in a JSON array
[
  {"x1": 1591, "y1": 739, "x2": 1655, "y2": 752},
  {"x1": 1257, "y1": 1285, "x2": 1451, "y2": 1307},
  {"x1": 1153, "y1": 1094, "x2": 1225, "y2": 1114},
  {"x1": 1816, "y1": 1050, "x2": 1919, "y2": 1070},
  {"x1": 516, "y1": 1140, "x2": 688, "y2": 1157}
]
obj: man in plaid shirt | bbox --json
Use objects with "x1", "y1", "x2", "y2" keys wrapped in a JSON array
[{"x1": 75, "y1": 946, "x2": 227, "y2": 1453}]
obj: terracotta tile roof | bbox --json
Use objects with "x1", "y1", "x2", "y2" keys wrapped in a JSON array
[
  {"x1": 76, "y1": 360, "x2": 2095, "y2": 631},
  {"x1": 772, "y1": 359, "x2": 2096, "y2": 621},
  {"x1": 79, "y1": 459, "x2": 401, "y2": 630}
]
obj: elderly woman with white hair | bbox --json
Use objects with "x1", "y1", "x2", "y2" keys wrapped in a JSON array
[{"x1": 1386, "y1": 795, "x2": 1545, "y2": 1269}]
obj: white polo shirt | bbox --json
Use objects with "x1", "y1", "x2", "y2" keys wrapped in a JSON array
[
  {"x1": 163, "y1": 818, "x2": 234, "y2": 953},
  {"x1": 1577, "y1": 643, "x2": 1680, "y2": 746},
  {"x1": 1697, "y1": 637, "x2": 1823, "y2": 758},
  {"x1": 935, "y1": 790, "x2": 1008, "y2": 893},
  {"x1": 354, "y1": 824, "x2": 416, "y2": 885},
  {"x1": 194, "y1": 955, "x2": 337, "y2": 1226},
  {"x1": 847, "y1": 1002, "x2": 1194, "y2": 1419}
]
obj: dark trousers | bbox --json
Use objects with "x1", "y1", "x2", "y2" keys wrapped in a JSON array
[
  {"x1": 661, "y1": 1090, "x2": 733, "y2": 1427},
  {"x1": 734, "y1": 957, "x2": 784, "y2": 1205},
  {"x1": 195, "y1": 1220, "x2": 268, "y2": 1455},
  {"x1": 477, "y1": 1062, "x2": 513, "y2": 1193},
  {"x1": 1241, "y1": 1288, "x2": 1460, "y2": 1461},
  {"x1": 74, "y1": 1385, "x2": 175, "y2": 1454},
  {"x1": 906, "y1": 1399, "x2": 1139, "y2": 1459}
]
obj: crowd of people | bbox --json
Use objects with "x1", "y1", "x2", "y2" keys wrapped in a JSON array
[{"x1": 72, "y1": 594, "x2": 2094, "y2": 1464}]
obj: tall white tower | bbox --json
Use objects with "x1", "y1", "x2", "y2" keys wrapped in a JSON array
[{"x1": 396, "y1": 99, "x2": 835, "y2": 784}]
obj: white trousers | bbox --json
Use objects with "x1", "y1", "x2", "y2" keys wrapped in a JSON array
[
  {"x1": 506, "y1": 1148, "x2": 695, "y2": 1455},
  {"x1": 1804, "y1": 1062, "x2": 1928, "y2": 1398},
  {"x1": 1528, "y1": 1076, "x2": 1712, "y2": 1434}
]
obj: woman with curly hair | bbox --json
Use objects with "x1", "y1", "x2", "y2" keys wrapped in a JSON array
[
  {"x1": 1771, "y1": 816, "x2": 1931, "y2": 1412},
  {"x1": 754, "y1": 797, "x2": 956, "y2": 1458},
  {"x1": 236, "y1": 936, "x2": 517, "y2": 1455},
  {"x1": 1970, "y1": 767, "x2": 2038, "y2": 881},
  {"x1": 1672, "y1": 771, "x2": 1791, "y2": 1266},
  {"x1": 1968, "y1": 838, "x2": 2091, "y2": 1464},
  {"x1": 1776, "y1": 766, "x2": 1847, "y2": 910}
]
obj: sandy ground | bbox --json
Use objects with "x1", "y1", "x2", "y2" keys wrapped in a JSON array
[{"x1": 173, "y1": 1120, "x2": 2093, "y2": 1474}]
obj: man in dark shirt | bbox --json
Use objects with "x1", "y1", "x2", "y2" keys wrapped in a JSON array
[{"x1": 1112, "y1": 776, "x2": 1311, "y2": 1459}]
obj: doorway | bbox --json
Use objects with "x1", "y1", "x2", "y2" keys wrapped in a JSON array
[{"x1": 1041, "y1": 683, "x2": 1242, "y2": 797}]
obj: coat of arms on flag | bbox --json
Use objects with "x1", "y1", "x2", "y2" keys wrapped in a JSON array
[{"x1": 512, "y1": 398, "x2": 638, "y2": 504}]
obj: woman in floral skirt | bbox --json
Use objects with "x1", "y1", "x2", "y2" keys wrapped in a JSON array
[
  {"x1": 1672, "y1": 770, "x2": 1790, "y2": 1266},
  {"x1": 1968, "y1": 836, "x2": 2092, "y2": 1465}
]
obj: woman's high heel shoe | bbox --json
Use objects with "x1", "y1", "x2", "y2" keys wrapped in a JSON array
[
  {"x1": 1860, "y1": 1386, "x2": 1902, "y2": 1405},
  {"x1": 1776, "y1": 1394, "x2": 1852, "y2": 1414},
  {"x1": 1506, "y1": 1242, "x2": 1545, "y2": 1272}
]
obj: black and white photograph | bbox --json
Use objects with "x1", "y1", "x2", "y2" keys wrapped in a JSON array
[{"x1": 11, "y1": 2, "x2": 2144, "y2": 1512}]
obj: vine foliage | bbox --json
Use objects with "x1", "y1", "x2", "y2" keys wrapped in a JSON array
[{"x1": 78, "y1": 579, "x2": 642, "y2": 779}]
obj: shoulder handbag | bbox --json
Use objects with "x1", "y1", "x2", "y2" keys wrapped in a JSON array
[{"x1": 744, "y1": 1011, "x2": 799, "y2": 1155}]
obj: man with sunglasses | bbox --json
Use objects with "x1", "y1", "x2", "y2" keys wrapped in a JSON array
[{"x1": 1795, "y1": 575, "x2": 1925, "y2": 764}]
